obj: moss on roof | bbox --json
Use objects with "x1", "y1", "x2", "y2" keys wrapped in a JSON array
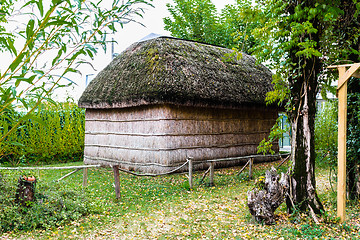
[{"x1": 78, "y1": 37, "x2": 274, "y2": 109}]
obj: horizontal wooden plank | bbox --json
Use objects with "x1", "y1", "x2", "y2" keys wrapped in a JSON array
[
  {"x1": 84, "y1": 142, "x2": 261, "y2": 151},
  {"x1": 84, "y1": 130, "x2": 269, "y2": 136}
]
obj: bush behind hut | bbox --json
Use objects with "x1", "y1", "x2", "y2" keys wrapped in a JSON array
[{"x1": 0, "y1": 101, "x2": 85, "y2": 165}]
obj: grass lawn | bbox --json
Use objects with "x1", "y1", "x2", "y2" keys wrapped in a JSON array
[{"x1": 1, "y1": 159, "x2": 359, "y2": 239}]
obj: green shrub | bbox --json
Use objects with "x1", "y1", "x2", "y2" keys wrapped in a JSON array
[
  {"x1": 0, "y1": 173, "x2": 95, "y2": 233},
  {"x1": 0, "y1": 101, "x2": 85, "y2": 165},
  {"x1": 314, "y1": 100, "x2": 338, "y2": 167}
]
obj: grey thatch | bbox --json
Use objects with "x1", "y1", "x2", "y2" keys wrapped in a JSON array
[
  {"x1": 78, "y1": 37, "x2": 279, "y2": 173},
  {"x1": 78, "y1": 37, "x2": 273, "y2": 109}
]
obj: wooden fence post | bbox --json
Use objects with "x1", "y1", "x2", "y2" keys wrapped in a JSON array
[
  {"x1": 188, "y1": 158, "x2": 193, "y2": 190},
  {"x1": 249, "y1": 158, "x2": 253, "y2": 179},
  {"x1": 112, "y1": 165, "x2": 121, "y2": 199},
  {"x1": 337, "y1": 67, "x2": 347, "y2": 223},
  {"x1": 83, "y1": 168, "x2": 88, "y2": 187},
  {"x1": 209, "y1": 162, "x2": 215, "y2": 186}
]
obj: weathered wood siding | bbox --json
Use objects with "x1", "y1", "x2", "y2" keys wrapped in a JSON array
[{"x1": 84, "y1": 104, "x2": 279, "y2": 173}]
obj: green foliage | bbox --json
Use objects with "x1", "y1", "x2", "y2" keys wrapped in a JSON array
[
  {"x1": 347, "y1": 78, "x2": 360, "y2": 199},
  {"x1": 314, "y1": 100, "x2": 338, "y2": 167},
  {"x1": 257, "y1": 115, "x2": 288, "y2": 155},
  {"x1": 163, "y1": 0, "x2": 256, "y2": 52},
  {"x1": 0, "y1": 0, "x2": 152, "y2": 149},
  {"x1": 0, "y1": 101, "x2": 84, "y2": 165},
  {"x1": 0, "y1": 172, "x2": 94, "y2": 233}
]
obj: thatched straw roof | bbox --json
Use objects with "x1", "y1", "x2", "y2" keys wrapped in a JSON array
[{"x1": 78, "y1": 37, "x2": 274, "y2": 109}]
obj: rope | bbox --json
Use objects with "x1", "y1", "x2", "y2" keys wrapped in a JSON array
[
  {"x1": 0, "y1": 165, "x2": 101, "y2": 170},
  {"x1": 112, "y1": 160, "x2": 189, "y2": 177},
  {"x1": 84, "y1": 156, "x2": 185, "y2": 168},
  {"x1": 195, "y1": 153, "x2": 289, "y2": 163}
]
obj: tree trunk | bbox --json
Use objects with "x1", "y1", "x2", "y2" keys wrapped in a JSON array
[
  {"x1": 247, "y1": 167, "x2": 289, "y2": 225},
  {"x1": 288, "y1": 75, "x2": 324, "y2": 214},
  {"x1": 286, "y1": 3, "x2": 324, "y2": 213}
]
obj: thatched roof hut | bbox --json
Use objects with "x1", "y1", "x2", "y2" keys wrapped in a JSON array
[{"x1": 78, "y1": 36, "x2": 279, "y2": 173}]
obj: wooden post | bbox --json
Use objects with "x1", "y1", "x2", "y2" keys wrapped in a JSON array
[
  {"x1": 83, "y1": 168, "x2": 88, "y2": 187},
  {"x1": 337, "y1": 66, "x2": 347, "y2": 223},
  {"x1": 188, "y1": 158, "x2": 193, "y2": 190},
  {"x1": 112, "y1": 165, "x2": 121, "y2": 199},
  {"x1": 209, "y1": 162, "x2": 215, "y2": 186},
  {"x1": 328, "y1": 63, "x2": 360, "y2": 223},
  {"x1": 249, "y1": 158, "x2": 253, "y2": 179}
]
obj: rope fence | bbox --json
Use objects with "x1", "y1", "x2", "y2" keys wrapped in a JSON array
[{"x1": 0, "y1": 153, "x2": 290, "y2": 199}]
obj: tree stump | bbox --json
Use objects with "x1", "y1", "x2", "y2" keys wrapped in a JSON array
[
  {"x1": 247, "y1": 167, "x2": 289, "y2": 225},
  {"x1": 15, "y1": 176, "x2": 36, "y2": 206}
]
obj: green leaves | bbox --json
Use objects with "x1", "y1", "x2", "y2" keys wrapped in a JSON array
[
  {"x1": 0, "y1": 0, "x2": 153, "y2": 147},
  {"x1": 164, "y1": 0, "x2": 255, "y2": 51},
  {"x1": 9, "y1": 52, "x2": 25, "y2": 72},
  {"x1": 25, "y1": 19, "x2": 35, "y2": 46}
]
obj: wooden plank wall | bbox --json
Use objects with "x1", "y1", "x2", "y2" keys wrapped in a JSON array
[{"x1": 83, "y1": 104, "x2": 278, "y2": 173}]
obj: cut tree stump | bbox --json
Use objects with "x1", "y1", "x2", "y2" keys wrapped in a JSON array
[
  {"x1": 15, "y1": 176, "x2": 36, "y2": 206},
  {"x1": 247, "y1": 167, "x2": 289, "y2": 225}
]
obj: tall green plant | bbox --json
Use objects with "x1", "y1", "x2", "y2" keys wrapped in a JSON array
[
  {"x1": 0, "y1": 101, "x2": 85, "y2": 165},
  {"x1": 315, "y1": 100, "x2": 338, "y2": 168}
]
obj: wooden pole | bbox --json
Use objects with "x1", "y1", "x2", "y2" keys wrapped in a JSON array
[
  {"x1": 112, "y1": 165, "x2": 121, "y2": 199},
  {"x1": 337, "y1": 66, "x2": 347, "y2": 223},
  {"x1": 188, "y1": 158, "x2": 193, "y2": 190},
  {"x1": 236, "y1": 159, "x2": 250, "y2": 176},
  {"x1": 83, "y1": 168, "x2": 88, "y2": 187},
  {"x1": 57, "y1": 169, "x2": 81, "y2": 182},
  {"x1": 209, "y1": 162, "x2": 215, "y2": 186},
  {"x1": 249, "y1": 158, "x2": 253, "y2": 179}
]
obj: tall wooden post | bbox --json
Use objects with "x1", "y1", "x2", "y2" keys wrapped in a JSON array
[
  {"x1": 249, "y1": 158, "x2": 253, "y2": 179},
  {"x1": 188, "y1": 158, "x2": 193, "y2": 190},
  {"x1": 83, "y1": 168, "x2": 88, "y2": 187},
  {"x1": 112, "y1": 165, "x2": 121, "y2": 199},
  {"x1": 328, "y1": 63, "x2": 360, "y2": 223},
  {"x1": 209, "y1": 162, "x2": 215, "y2": 186},
  {"x1": 337, "y1": 67, "x2": 347, "y2": 223}
]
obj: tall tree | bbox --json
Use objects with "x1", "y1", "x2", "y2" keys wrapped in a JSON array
[
  {"x1": 163, "y1": 0, "x2": 256, "y2": 52},
  {"x1": 251, "y1": 0, "x2": 360, "y2": 212}
]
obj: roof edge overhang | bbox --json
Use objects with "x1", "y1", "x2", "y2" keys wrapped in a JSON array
[{"x1": 79, "y1": 100, "x2": 282, "y2": 111}]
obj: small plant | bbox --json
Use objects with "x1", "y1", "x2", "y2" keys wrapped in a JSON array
[
  {"x1": 299, "y1": 223, "x2": 324, "y2": 239},
  {"x1": 0, "y1": 173, "x2": 95, "y2": 233}
]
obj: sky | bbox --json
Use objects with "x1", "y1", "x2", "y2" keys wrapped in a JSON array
[{"x1": 65, "y1": 0, "x2": 236, "y2": 101}]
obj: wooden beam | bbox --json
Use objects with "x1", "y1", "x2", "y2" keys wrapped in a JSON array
[
  {"x1": 57, "y1": 168, "x2": 81, "y2": 182},
  {"x1": 337, "y1": 63, "x2": 360, "y2": 90},
  {"x1": 327, "y1": 63, "x2": 358, "y2": 69},
  {"x1": 236, "y1": 159, "x2": 250, "y2": 176},
  {"x1": 337, "y1": 66, "x2": 347, "y2": 223}
]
